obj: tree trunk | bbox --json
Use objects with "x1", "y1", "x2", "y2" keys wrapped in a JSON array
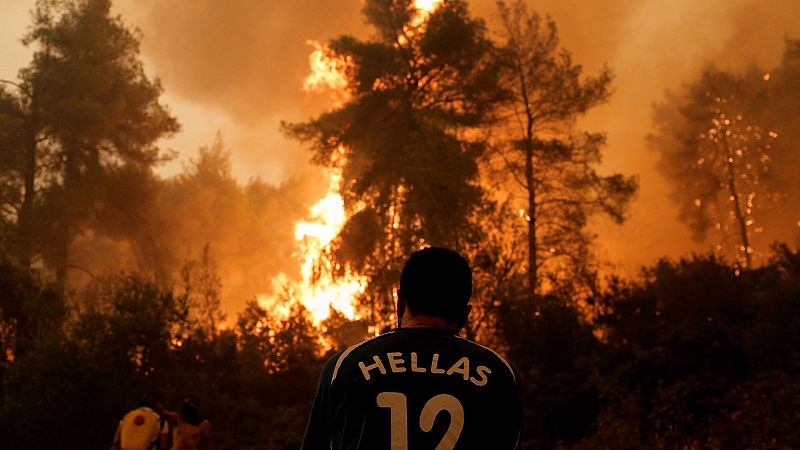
[
  {"x1": 525, "y1": 135, "x2": 537, "y2": 301},
  {"x1": 18, "y1": 96, "x2": 37, "y2": 268},
  {"x1": 55, "y1": 149, "x2": 78, "y2": 290},
  {"x1": 515, "y1": 55, "x2": 537, "y2": 302},
  {"x1": 724, "y1": 141, "x2": 752, "y2": 268}
]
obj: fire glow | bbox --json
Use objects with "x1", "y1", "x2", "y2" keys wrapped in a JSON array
[
  {"x1": 258, "y1": 0, "x2": 443, "y2": 323},
  {"x1": 412, "y1": 0, "x2": 443, "y2": 25},
  {"x1": 258, "y1": 170, "x2": 365, "y2": 323}
]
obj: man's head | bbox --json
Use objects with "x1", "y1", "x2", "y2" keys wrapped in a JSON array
[
  {"x1": 398, "y1": 247, "x2": 472, "y2": 330},
  {"x1": 180, "y1": 394, "x2": 202, "y2": 425},
  {"x1": 138, "y1": 390, "x2": 162, "y2": 409}
]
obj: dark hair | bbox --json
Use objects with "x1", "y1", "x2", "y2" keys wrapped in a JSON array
[
  {"x1": 181, "y1": 394, "x2": 202, "y2": 425},
  {"x1": 399, "y1": 247, "x2": 472, "y2": 322},
  {"x1": 183, "y1": 394, "x2": 201, "y2": 407},
  {"x1": 138, "y1": 390, "x2": 162, "y2": 408}
]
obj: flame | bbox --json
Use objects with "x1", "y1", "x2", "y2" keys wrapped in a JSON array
[
  {"x1": 277, "y1": 1, "x2": 444, "y2": 323},
  {"x1": 415, "y1": 0, "x2": 444, "y2": 16},
  {"x1": 302, "y1": 40, "x2": 350, "y2": 103},
  {"x1": 259, "y1": 169, "x2": 365, "y2": 323},
  {"x1": 302, "y1": 0, "x2": 443, "y2": 97},
  {"x1": 409, "y1": 0, "x2": 444, "y2": 33},
  {"x1": 292, "y1": 169, "x2": 365, "y2": 321}
]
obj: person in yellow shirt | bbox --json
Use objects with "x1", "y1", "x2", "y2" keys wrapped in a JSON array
[{"x1": 110, "y1": 393, "x2": 170, "y2": 450}]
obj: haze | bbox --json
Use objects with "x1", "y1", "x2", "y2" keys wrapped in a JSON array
[{"x1": 2, "y1": 0, "x2": 797, "y2": 311}]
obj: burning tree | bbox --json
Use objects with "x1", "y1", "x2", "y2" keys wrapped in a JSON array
[
  {"x1": 488, "y1": 1, "x2": 637, "y2": 300},
  {"x1": 649, "y1": 67, "x2": 779, "y2": 268},
  {"x1": 284, "y1": 0, "x2": 504, "y2": 326}
]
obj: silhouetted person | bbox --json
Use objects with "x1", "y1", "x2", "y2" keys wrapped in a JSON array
[
  {"x1": 302, "y1": 247, "x2": 522, "y2": 449},
  {"x1": 111, "y1": 392, "x2": 170, "y2": 450},
  {"x1": 159, "y1": 395, "x2": 214, "y2": 450}
]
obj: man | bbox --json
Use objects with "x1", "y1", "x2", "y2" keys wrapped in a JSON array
[
  {"x1": 158, "y1": 395, "x2": 214, "y2": 450},
  {"x1": 110, "y1": 393, "x2": 170, "y2": 450},
  {"x1": 302, "y1": 247, "x2": 522, "y2": 449}
]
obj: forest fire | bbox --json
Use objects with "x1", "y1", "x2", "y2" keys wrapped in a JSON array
[
  {"x1": 274, "y1": 0, "x2": 444, "y2": 323},
  {"x1": 4, "y1": 0, "x2": 800, "y2": 448},
  {"x1": 258, "y1": 169, "x2": 364, "y2": 323}
]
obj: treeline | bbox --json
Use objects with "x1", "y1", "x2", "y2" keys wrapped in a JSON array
[
  {"x1": 2, "y1": 247, "x2": 799, "y2": 448},
  {"x1": 0, "y1": 0, "x2": 323, "y2": 309}
]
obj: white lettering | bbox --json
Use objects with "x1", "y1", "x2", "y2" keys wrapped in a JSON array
[
  {"x1": 430, "y1": 353, "x2": 445, "y2": 374},
  {"x1": 359, "y1": 355, "x2": 387, "y2": 380},
  {"x1": 469, "y1": 365, "x2": 491, "y2": 387},
  {"x1": 446, "y1": 357, "x2": 470, "y2": 381},
  {"x1": 387, "y1": 352, "x2": 407, "y2": 373},
  {"x1": 410, "y1": 352, "x2": 426, "y2": 373}
]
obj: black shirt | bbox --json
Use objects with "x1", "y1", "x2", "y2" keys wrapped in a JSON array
[{"x1": 301, "y1": 327, "x2": 522, "y2": 450}]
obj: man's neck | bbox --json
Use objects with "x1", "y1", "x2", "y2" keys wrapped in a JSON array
[{"x1": 400, "y1": 314, "x2": 457, "y2": 333}]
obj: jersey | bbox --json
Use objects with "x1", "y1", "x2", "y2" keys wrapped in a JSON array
[
  {"x1": 119, "y1": 407, "x2": 167, "y2": 450},
  {"x1": 301, "y1": 327, "x2": 522, "y2": 450}
]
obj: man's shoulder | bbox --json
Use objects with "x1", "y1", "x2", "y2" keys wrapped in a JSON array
[
  {"x1": 324, "y1": 329, "x2": 519, "y2": 387},
  {"x1": 450, "y1": 335, "x2": 520, "y2": 385},
  {"x1": 321, "y1": 331, "x2": 396, "y2": 383}
]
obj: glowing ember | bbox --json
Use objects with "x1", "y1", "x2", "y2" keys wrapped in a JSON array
[{"x1": 259, "y1": 170, "x2": 365, "y2": 323}]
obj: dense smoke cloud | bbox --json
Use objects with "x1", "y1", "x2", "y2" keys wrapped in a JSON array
[
  {"x1": 114, "y1": 0, "x2": 799, "y2": 276},
  {"x1": 114, "y1": 0, "x2": 368, "y2": 182},
  {"x1": 6, "y1": 0, "x2": 793, "y2": 312},
  {"x1": 478, "y1": 0, "x2": 800, "y2": 271}
]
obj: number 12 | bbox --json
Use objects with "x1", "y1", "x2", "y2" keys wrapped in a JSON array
[{"x1": 376, "y1": 392, "x2": 465, "y2": 450}]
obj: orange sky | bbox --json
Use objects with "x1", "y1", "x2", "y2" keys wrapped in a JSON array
[{"x1": 2, "y1": 0, "x2": 798, "y2": 275}]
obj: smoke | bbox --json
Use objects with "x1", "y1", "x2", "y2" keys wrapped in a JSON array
[
  {"x1": 78, "y1": 0, "x2": 795, "y2": 306},
  {"x1": 114, "y1": 0, "x2": 368, "y2": 182},
  {"x1": 475, "y1": 0, "x2": 800, "y2": 273}
]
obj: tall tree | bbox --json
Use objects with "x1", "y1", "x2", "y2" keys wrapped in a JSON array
[
  {"x1": 490, "y1": 1, "x2": 637, "y2": 300},
  {"x1": 649, "y1": 67, "x2": 781, "y2": 268},
  {"x1": 0, "y1": 77, "x2": 41, "y2": 267},
  {"x1": 749, "y1": 39, "x2": 800, "y2": 247},
  {"x1": 16, "y1": 0, "x2": 178, "y2": 283},
  {"x1": 285, "y1": 0, "x2": 504, "y2": 326}
]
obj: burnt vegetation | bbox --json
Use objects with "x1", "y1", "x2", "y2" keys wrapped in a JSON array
[{"x1": 1, "y1": 0, "x2": 799, "y2": 448}]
